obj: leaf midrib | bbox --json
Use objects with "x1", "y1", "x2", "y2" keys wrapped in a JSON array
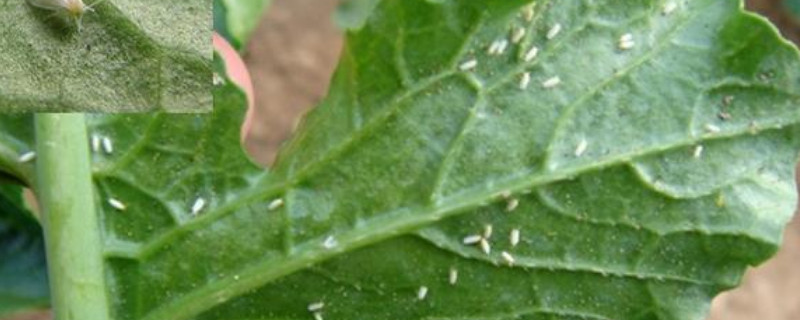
[{"x1": 135, "y1": 117, "x2": 796, "y2": 320}]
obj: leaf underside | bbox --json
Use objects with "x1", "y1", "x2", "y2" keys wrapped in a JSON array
[
  {"x1": 1, "y1": 0, "x2": 800, "y2": 319},
  {"x1": 0, "y1": 0, "x2": 211, "y2": 112}
]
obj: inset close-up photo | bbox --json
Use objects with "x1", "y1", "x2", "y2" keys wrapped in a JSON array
[
  {"x1": 2, "y1": 0, "x2": 800, "y2": 319},
  {"x1": 0, "y1": 0, "x2": 211, "y2": 112}
]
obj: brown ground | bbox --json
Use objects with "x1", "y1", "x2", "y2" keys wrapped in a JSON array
[{"x1": 5, "y1": 1, "x2": 800, "y2": 319}]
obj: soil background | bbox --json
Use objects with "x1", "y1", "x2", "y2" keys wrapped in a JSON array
[{"x1": 5, "y1": 1, "x2": 800, "y2": 319}]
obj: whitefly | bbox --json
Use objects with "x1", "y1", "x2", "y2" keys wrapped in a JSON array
[{"x1": 26, "y1": 0, "x2": 104, "y2": 31}]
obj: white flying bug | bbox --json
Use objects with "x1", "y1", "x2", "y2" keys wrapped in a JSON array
[{"x1": 26, "y1": 0, "x2": 104, "y2": 31}]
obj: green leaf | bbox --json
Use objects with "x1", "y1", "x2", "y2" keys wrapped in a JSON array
[
  {"x1": 0, "y1": 115, "x2": 35, "y2": 187},
  {"x1": 5, "y1": 0, "x2": 800, "y2": 319},
  {"x1": 335, "y1": 0, "x2": 380, "y2": 30},
  {"x1": 0, "y1": 1, "x2": 211, "y2": 112},
  {"x1": 0, "y1": 184, "x2": 48, "y2": 317},
  {"x1": 214, "y1": 0, "x2": 271, "y2": 50}
]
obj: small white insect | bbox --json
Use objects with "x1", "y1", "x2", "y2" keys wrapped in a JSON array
[
  {"x1": 510, "y1": 229, "x2": 520, "y2": 247},
  {"x1": 506, "y1": 198, "x2": 519, "y2": 212},
  {"x1": 542, "y1": 76, "x2": 561, "y2": 88},
  {"x1": 488, "y1": 39, "x2": 509, "y2": 55},
  {"x1": 18, "y1": 151, "x2": 36, "y2": 163},
  {"x1": 191, "y1": 197, "x2": 206, "y2": 215},
  {"x1": 523, "y1": 46, "x2": 539, "y2": 62},
  {"x1": 546, "y1": 23, "x2": 562, "y2": 40},
  {"x1": 449, "y1": 268, "x2": 458, "y2": 285},
  {"x1": 501, "y1": 251, "x2": 515, "y2": 265},
  {"x1": 619, "y1": 41, "x2": 635, "y2": 50},
  {"x1": 212, "y1": 73, "x2": 225, "y2": 86},
  {"x1": 101, "y1": 136, "x2": 113, "y2": 154},
  {"x1": 496, "y1": 39, "x2": 509, "y2": 54},
  {"x1": 462, "y1": 234, "x2": 482, "y2": 245},
  {"x1": 483, "y1": 224, "x2": 493, "y2": 239},
  {"x1": 618, "y1": 33, "x2": 635, "y2": 50},
  {"x1": 662, "y1": 2, "x2": 678, "y2": 15},
  {"x1": 693, "y1": 145, "x2": 704, "y2": 159},
  {"x1": 108, "y1": 198, "x2": 126, "y2": 211},
  {"x1": 705, "y1": 124, "x2": 721, "y2": 133},
  {"x1": 487, "y1": 41, "x2": 499, "y2": 55},
  {"x1": 522, "y1": 4, "x2": 535, "y2": 22},
  {"x1": 511, "y1": 27, "x2": 526, "y2": 44},
  {"x1": 26, "y1": 0, "x2": 101, "y2": 31},
  {"x1": 519, "y1": 72, "x2": 531, "y2": 90},
  {"x1": 323, "y1": 235, "x2": 338, "y2": 249},
  {"x1": 91, "y1": 134, "x2": 101, "y2": 153},
  {"x1": 479, "y1": 238, "x2": 491, "y2": 254},
  {"x1": 313, "y1": 312, "x2": 323, "y2": 320},
  {"x1": 722, "y1": 95, "x2": 734, "y2": 106},
  {"x1": 575, "y1": 139, "x2": 588, "y2": 157},
  {"x1": 459, "y1": 59, "x2": 478, "y2": 71},
  {"x1": 267, "y1": 198, "x2": 284, "y2": 211},
  {"x1": 417, "y1": 286, "x2": 428, "y2": 300},
  {"x1": 487, "y1": 41, "x2": 500, "y2": 55},
  {"x1": 307, "y1": 302, "x2": 324, "y2": 312}
]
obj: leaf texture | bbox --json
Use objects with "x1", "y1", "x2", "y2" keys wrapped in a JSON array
[{"x1": 0, "y1": 0, "x2": 211, "y2": 112}]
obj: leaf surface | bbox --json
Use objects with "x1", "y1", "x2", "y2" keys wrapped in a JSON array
[{"x1": 0, "y1": 0, "x2": 211, "y2": 112}]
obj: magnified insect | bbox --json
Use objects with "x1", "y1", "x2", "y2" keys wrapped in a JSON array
[{"x1": 26, "y1": 0, "x2": 103, "y2": 31}]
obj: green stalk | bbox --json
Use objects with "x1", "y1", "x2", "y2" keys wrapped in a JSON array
[{"x1": 35, "y1": 114, "x2": 110, "y2": 320}]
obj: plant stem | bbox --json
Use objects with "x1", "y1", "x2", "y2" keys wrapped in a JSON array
[{"x1": 35, "y1": 114, "x2": 111, "y2": 320}]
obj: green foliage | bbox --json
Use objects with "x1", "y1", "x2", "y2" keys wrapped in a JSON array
[
  {"x1": 0, "y1": 185, "x2": 48, "y2": 317},
  {"x1": 214, "y1": 0, "x2": 271, "y2": 50},
  {"x1": 0, "y1": 0, "x2": 211, "y2": 112},
  {"x1": 2, "y1": 0, "x2": 800, "y2": 319},
  {"x1": 0, "y1": 115, "x2": 34, "y2": 186}
]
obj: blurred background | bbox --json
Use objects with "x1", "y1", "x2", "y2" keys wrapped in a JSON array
[{"x1": 6, "y1": 0, "x2": 800, "y2": 319}]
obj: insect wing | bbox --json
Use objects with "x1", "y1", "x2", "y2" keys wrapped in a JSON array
[{"x1": 26, "y1": 0, "x2": 66, "y2": 10}]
